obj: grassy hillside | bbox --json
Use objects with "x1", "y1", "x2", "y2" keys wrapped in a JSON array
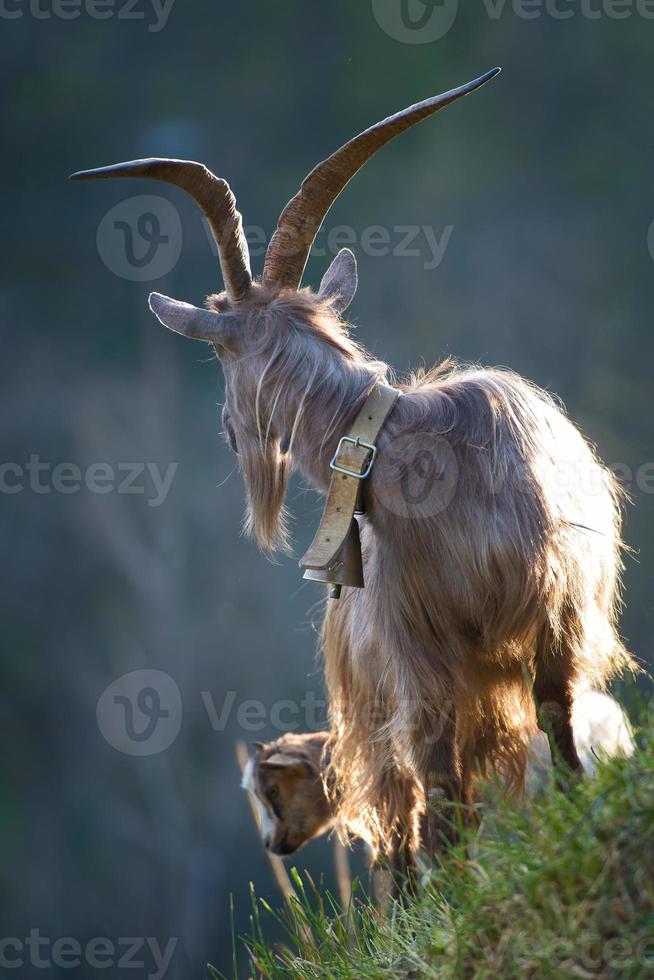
[{"x1": 218, "y1": 716, "x2": 654, "y2": 979}]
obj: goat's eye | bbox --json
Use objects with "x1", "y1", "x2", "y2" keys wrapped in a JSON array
[{"x1": 268, "y1": 785, "x2": 279, "y2": 801}]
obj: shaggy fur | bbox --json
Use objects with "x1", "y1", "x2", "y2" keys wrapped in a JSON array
[{"x1": 213, "y1": 282, "x2": 634, "y2": 859}]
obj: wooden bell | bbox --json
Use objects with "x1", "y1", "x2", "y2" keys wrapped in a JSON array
[{"x1": 301, "y1": 517, "x2": 364, "y2": 598}]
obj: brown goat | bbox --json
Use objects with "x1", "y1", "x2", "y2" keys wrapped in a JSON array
[
  {"x1": 241, "y1": 733, "x2": 334, "y2": 856},
  {"x1": 73, "y1": 69, "x2": 634, "y2": 863},
  {"x1": 242, "y1": 730, "x2": 419, "y2": 892}
]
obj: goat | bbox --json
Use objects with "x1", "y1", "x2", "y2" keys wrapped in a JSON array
[
  {"x1": 241, "y1": 732, "x2": 334, "y2": 857},
  {"x1": 72, "y1": 68, "x2": 635, "y2": 862},
  {"x1": 242, "y1": 730, "x2": 419, "y2": 891},
  {"x1": 243, "y1": 692, "x2": 634, "y2": 867}
]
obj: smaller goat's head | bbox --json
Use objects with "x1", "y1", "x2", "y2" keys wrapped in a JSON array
[
  {"x1": 242, "y1": 732, "x2": 332, "y2": 856},
  {"x1": 71, "y1": 69, "x2": 500, "y2": 551}
]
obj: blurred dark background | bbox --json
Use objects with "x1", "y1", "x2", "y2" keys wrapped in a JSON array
[{"x1": 1, "y1": 1, "x2": 652, "y2": 976}]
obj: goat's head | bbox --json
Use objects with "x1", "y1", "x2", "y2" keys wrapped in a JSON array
[
  {"x1": 71, "y1": 69, "x2": 500, "y2": 551},
  {"x1": 241, "y1": 732, "x2": 332, "y2": 856}
]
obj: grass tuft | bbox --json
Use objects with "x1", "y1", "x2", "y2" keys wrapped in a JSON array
[{"x1": 215, "y1": 716, "x2": 654, "y2": 979}]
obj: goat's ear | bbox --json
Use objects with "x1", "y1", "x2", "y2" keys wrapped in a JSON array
[
  {"x1": 260, "y1": 753, "x2": 311, "y2": 775},
  {"x1": 148, "y1": 292, "x2": 237, "y2": 349},
  {"x1": 318, "y1": 248, "x2": 358, "y2": 314}
]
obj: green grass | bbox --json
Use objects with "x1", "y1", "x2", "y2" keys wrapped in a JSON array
[{"x1": 216, "y1": 718, "x2": 654, "y2": 979}]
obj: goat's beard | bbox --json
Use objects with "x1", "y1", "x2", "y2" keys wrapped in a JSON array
[{"x1": 239, "y1": 433, "x2": 291, "y2": 554}]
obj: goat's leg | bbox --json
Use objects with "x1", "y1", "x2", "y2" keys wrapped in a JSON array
[
  {"x1": 413, "y1": 704, "x2": 462, "y2": 857},
  {"x1": 533, "y1": 645, "x2": 583, "y2": 778},
  {"x1": 386, "y1": 828, "x2": 417, "y2": 902},
  {"x1": 374, "y1": 751, "x2": 419, "y2": 900},
  {"x1": 386, "y1": 772, "x2": 420, "y2": 900}
]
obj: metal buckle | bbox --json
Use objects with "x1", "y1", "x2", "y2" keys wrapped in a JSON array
[{"x1": 329, "y1": 435, "x2": 377, "y2": 479}]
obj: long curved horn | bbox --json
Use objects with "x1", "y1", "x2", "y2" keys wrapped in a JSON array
[
  {"x1": 263, "y1": 68, "x2": 501, "y2": 291},
  {"x1": 70, "y1": 158, "x2": 252, "y2": 302}
]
